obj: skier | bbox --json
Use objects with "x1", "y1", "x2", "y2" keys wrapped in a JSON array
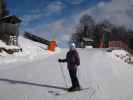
[{"x1": 58, "y1": 42, "x2": 80, "y2": 92}]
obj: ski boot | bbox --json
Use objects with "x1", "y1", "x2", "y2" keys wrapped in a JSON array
[{"x1": 68, "y1": 86, "x2": 81, "y2": 92}]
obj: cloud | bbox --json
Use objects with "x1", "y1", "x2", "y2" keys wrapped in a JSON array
[
  {"x1": 46, "y1": 1, "x2": 65, "y2": 16},
  {"x1": 61, "y1": 34, "x2": 71, "y2": 41},
  {"x1": 22, "y1": 14, "x2": 43, "y2": 22},
  {"x1": 28, "y1": 17, "x2": 76, "y2": 43},
  {"x1": 65, "y1": 0, "x2": 85, "y2": 5},
  {"x1": 79, "y1": 0, "x2": 133, "y2": 29},
  {"x1": 71, "y1": 0, "x2": 84, "y2": 5},
  {"x1": 20, "y1": 13, "x2": 44, "y2": 29},
  {"x1": 21, "y1": 1, "x2": 65, "y2": 28}
]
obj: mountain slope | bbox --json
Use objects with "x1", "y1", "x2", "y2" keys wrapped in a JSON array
[{"x1": 0, "y1": 48, "x2": 132, "y2": 100}]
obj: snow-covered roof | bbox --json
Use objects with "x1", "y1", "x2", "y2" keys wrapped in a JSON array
[
  {"x1": 83, "y1": 37, "x2": 93, "y2": 42},
  {"x1": 0, "y1": 15, "x2": 21, "y2": 24}
]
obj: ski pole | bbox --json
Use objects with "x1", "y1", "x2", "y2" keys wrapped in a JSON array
[
  {"x1": 77, "y1": 67, "x2": 80, "y2": 79},
  {"x1": 77, "y1": 67, "x2": 81, "y2": 85},
  {"x1": 58, "y1": 62, "x2": 68, "y2": 88}
]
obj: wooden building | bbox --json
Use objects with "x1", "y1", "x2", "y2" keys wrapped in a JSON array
[
  {"x1": 80, "y1": 37, "x2": 95, "y2": 48},
  {"x1": 110, "y1": 40, "x2": 133, "y2": 54},
  {"x1": 109, "y1": 41, "x2": 128, "y2": 49},
  {"x1": 0, "y1": 15, "x2": 21, "y2": 46}
]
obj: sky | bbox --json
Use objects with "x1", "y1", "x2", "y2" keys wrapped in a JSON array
[{"x1": 5, "y1": 0, "x2": 133, "y2": 47}]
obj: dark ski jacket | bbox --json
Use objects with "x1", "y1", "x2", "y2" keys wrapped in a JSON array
[{"x1": 60, "y1": 49, "x2": 80, "y2": 70}]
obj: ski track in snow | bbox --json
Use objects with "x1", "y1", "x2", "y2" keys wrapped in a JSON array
[{"x1": 0, "y1": 48, "x2": 132, "y2": 100}]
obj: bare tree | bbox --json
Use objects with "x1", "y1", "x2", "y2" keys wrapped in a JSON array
[
  {"x1": 71, "y1": 14, "x2": 133, "y2": 50},
  {"x1": 71, "y1": 14, "x2": 95, "y2": 47}
]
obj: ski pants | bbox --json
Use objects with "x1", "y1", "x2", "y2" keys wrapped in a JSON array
[{"x1": 68, "y1": 68, "x2": 80, "y2": 88}]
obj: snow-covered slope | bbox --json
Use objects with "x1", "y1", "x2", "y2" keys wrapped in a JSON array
[
  {"x1": 111, "y1": 49, "x2": 133, "y2": 64},
  {"x1": 0, "y1": 36, "x2": 60, "y2": 66},
  {"x1": 0, "y1": 48, "x2": 132, "y2": 100}
]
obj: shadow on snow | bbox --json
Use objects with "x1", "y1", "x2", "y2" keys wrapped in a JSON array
[{"x1": 0, "y1": 78, "x2": 68, "y2": 90}]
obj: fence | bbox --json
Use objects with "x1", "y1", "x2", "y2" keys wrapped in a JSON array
[{"x1": 110, "y1": 41, "x2": 133, "y2": 54}]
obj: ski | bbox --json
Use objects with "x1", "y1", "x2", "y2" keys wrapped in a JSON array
[{"x1": 48, "y1": 87, "x2": 95, "y2": 96}]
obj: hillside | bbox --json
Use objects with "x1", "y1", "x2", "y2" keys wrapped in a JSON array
[{"x1": 0, "y1": 47, "x2": 132, "y2": 100}]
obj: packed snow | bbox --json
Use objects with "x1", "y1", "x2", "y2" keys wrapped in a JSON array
[
  {"x1": 0, "y1": 46, "x2": 132, "y2": 100},
  {"x1": 110, "y1": 49, "x2": 133, "y2": 64},
  {"x1": 0, "y1": 36, "x2": 60, "y2": 67}
]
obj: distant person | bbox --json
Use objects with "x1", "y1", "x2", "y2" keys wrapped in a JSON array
[
  {"x1": 103, "y1": 28, "x2": 110, "y2": 48},
  {"x1": 58, "y1": 42, "x2": 80, "y2": 92}
]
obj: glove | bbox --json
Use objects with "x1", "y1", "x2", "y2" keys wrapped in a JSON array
[{"x1": 58, "y1": 59, "x2": 62, "y2": 62}]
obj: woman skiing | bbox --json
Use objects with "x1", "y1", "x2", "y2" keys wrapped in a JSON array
[{"x1": 58, "y1": 42, "x2": 80, "y2": 92}]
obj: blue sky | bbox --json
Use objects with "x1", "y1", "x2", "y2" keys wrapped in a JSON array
[
  {"x1": 5, "y1": 0, "x2": 111, "y2": 47},
  {"x1": 6, "y1": 0, "x2": 110, "y2": 29}
]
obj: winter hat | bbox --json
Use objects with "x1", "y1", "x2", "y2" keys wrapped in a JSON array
[{"x1": 69, "y1": 42, "x2": 76, "y2": 49}]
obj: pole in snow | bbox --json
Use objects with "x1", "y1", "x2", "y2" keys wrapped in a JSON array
[{"x1": 58, "y1": 62, "x2": 68, "y2": 88}]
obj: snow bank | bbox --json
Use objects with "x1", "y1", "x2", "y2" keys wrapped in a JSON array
[
  {"x1": 110, "y1": 49, "x2": 133, "y2": 64},
  {"x1": 0, "y1": 40, "x2": 19, "y2": 50},
  {"x1": 0, "y1": 36, "x2": 60, "y2": 65},
  {"x1": 0, "y1": 40, "x2": 20, "y2": 56},
  {"x1": 85, "y1": 46, "x2": 93, "y2": 49}
]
